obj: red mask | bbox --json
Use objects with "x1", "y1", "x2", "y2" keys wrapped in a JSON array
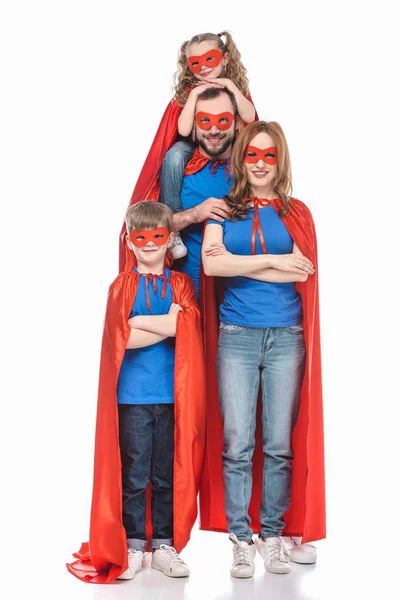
[
  {"x1": 187, "y1": 48, "x2": 224, "y2": 74},
  {"x1": 195, "y1": 112, "x2": 234, "y2": 131},
  {"x1": 129, "y1": 227, "x2": 169, "y2": 247},
  {"x1": 245, "y1": 145, "x2": 278, "y2": 165}
]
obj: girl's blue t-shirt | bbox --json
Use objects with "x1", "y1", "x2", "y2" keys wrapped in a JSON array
[
  {"x1": 117, "y1": 269, "x2": 175, "y2": 404},
  {"x1": 208, "y1": 206, "x2": 303, "y2": 328}
]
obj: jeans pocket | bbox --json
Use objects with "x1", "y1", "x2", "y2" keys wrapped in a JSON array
[
  {"x1": 219, "y1": 321, "x2": 245, "y2": 334},
  {"x1": 286, "y1": 323, "x2": 304, "y2": 335}
]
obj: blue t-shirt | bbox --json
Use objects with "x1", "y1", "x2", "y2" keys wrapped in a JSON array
[
  {"x1": 208, "y1": 205, "x2": 303, "y2": 328},
  {"x1": 174, "y1": 161, "x2": 232, "y2": 297},
  {"x1": 117, "y1": 269, "x2": 175, "y2": 404}
]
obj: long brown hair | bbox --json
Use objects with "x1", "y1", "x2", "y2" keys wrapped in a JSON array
[
  {"x1": 225, "y1": 121, "x2": 293, "y2": 219},
  {"x1": 173, "y1": 31, "x2": 249, "y2": 107}
]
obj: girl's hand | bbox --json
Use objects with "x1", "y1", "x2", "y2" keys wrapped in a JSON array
[
  {"x1": 204, "y1": 242, "x2": 230, "y2": 257},
  {"x1": 168, "y1": 303, "x2": 183, "y2": 314},
  {"x1": 201, "y1": 77, "x2": 236, "y2": 92},
  {"x1": 191, "y1": 81, "x2": 223, "y2": 96}
]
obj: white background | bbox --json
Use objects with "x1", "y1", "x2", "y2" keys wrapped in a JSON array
[{"x1": 1, "y1": 1, "x2": 399, "y2": 598}]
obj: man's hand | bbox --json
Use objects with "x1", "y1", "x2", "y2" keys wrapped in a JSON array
[{"x1": 193, "y1": 197, "x2": 230, "y2": 223}]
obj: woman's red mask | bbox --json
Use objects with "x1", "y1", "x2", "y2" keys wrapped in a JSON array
[
  {"x1": 245, "y1": 145, "x2": 278, "y2": 165},
  {"x1": 195, "y1": 112, "x2": 234, "y2": 131},
  {"x1": 187, "y1": 49, "x2": 224, "y2": 74},
  {"x1": 129, "y1": 227, "x2": 169, "y2": 247}
]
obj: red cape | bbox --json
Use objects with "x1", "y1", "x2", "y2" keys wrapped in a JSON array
[
  {"x1": 198, "y1": 198, "x2": 326, "y2": 543},
  {"x1": 67, "y1": 260, "x2": 206, "y2": 583},
  {"x1": 119, "y1": 93, "x2": 258, "y2": 271}
]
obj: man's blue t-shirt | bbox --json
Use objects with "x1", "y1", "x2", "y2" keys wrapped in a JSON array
[
  {"x1": 117, "y1": 269, "x2": 175, "y2": 404},
  {"x1": 208, "y1": 205, "x2": 303, "y2": 328},
  {"x1": 174, "y1": 161, "x2": 232, "y2": 297}
]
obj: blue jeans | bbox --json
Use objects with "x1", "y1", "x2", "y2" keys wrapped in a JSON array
[
  {"x1": 159, "y1": 139, "x2": 195, "y2": 213},
  {"x1": 118, "y1": 403, "x2": 174, "y2": 550},
  {"x1": 216, "y1": 323, "x2": 306, "y2": 540}
]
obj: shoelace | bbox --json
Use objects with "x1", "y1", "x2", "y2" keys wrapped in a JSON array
[
  {"x1": 233, "y1": 543, "x2": 252, "y2": 566},
  {"x1": 159, "y1": 544, "x2": 185, "y2": 564},
  {"x1": 267, "y1": 539, "x2": 285, "y2": 563}
]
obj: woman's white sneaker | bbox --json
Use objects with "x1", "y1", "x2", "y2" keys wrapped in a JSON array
[
  {"x1": 171, "y1": 232, "x2": 187, "y2": 259},
  {"x1": 229, "y1": 533, "x2": 256, "y2": 578},
  {"x1": 282, "y1": 536, "x2": 317, "y2": 564},
  {"x1": 151, "y1": 544, "x2": 190, "y2": 577},
  {"x1": 117, "y1": 548, "x2": 144, "y2": 580},
  {"x1": 255, "y1": 536, "x2": 291, "y2": 574}
]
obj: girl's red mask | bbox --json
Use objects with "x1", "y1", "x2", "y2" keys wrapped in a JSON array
[
  {"x1": 195, "y1": 112, "x2": 234, "y2": 131},
  {"x1": 129, "y1": 227, "x2": 169, "y2": 247},
  {"x1": 245, "y1": 145, "x2": 278, "y2": 165},
  {"x1": 187, "y1": 49, "x2": 224, "y2": 74}
]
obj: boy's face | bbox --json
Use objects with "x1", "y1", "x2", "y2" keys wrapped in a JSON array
[{"x1": 126, "y1": 223, "x2": 174, "y2": 267}]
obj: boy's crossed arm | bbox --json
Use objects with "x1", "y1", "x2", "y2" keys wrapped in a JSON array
[{"x1": 125, "y1": 303, "x2": 183, "y2": 349}]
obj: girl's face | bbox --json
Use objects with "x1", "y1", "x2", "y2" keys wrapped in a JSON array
[
  {"x1": 244, "y1": 132, "x2": 278, "y2": 195},
  {"x1": 187, "y1": 41, "x2": 228, "y2": 80}
]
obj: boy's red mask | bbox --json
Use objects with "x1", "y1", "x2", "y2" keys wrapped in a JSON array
[
  {"x1": 129, "y1": 227, "x2": 169, "y2": 247},
  {"x1": 188, "y1": 49, "x2": 224, "y2": 74},
  {"x1": 195, "y1": 112, "x2": 234, "y2": 131},
  {"x1": 245, "y1": 145, "x2": 278, "y2": 165}
]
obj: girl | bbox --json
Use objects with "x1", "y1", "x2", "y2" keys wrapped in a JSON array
[
  {"x1": 121, "y1": 31, "x2": 257, "y2": 269},
  {"x1": 200, "y1": 121, "x2": 325, "y2": 577}
]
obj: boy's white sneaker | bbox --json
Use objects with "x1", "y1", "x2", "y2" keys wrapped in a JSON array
[
  {"x1": 151, "y1": 544, "x2": 190, "y2": 577},
  {"x1": 171, "y1": 232, "x2": 187, "y2": 259},
  {"x1": 255, "y1": 536, "x2": 291, "y2": 574},
  {"x1": 229, "y1": 532, "x2": 256, "y2": 578},
  {"x1": 282, "y1": 536, "x2": 317, "y2": 564},
  {"x1": 117, "y1": 548, "x2": 144, "y2": 580}
]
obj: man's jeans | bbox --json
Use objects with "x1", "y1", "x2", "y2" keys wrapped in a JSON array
[
  {"x1": 159, "y1": 139, "x2": 195, "y2": 213},
  {"x1": 118, "y1": 403, "x2": 174, "y2": 550},
  {"x1": 216, "y1": 323, "x2": 306, "y2": 541}
]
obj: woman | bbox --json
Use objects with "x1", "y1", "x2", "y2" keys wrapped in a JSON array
[{"x1": 200, "y1": 121, "x2": 324, "y2": 577}]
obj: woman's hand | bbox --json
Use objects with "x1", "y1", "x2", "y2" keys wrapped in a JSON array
[
  {"x1": 204, "y1": 242, "x2": 231, "y2": 257},
  {"x1": 168, "y1": 303, "x2": 183, "y2": 314},
  {"x1": 268, "y1": 253, "x2": 315, "y2": 275}
]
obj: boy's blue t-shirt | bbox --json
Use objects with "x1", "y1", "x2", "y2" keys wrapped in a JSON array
[
  {"x1": 117, "y1": 269, "x2": 175, "y2": 405},
  {"x1": 174, "y1": 161, "x2": 232, "y2": 297},
  {"x1": 208, "y1": 205, "x2": 303, "y2": 328}
]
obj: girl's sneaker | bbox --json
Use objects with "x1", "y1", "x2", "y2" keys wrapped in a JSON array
[{"x1": 171, "y1": 232, "x2": 187, "y2": 259}]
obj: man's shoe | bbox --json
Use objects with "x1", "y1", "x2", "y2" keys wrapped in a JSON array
[
  {"x1": 151, "y1": 545, "x2": 190, "y2": 577},
  {"x1": 171, "y1": 232, "x2": 187, "y2": 259},
  {"x1": 254, "y1": 535, "x2": 291, "y2": 574},
  {"x1": 229, "y1": 532, "x2": 256, "y2": 578},
  {"x1": 117, "y1": 548, "x2": 144, "y2": 580},
  {"x1": 282, "y1": 536, "x2": 317, "y2": 564}
]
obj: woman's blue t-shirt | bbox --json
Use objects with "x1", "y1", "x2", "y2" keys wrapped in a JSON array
[
  {"x1": 208, "y1": 206, "x2": 302, "y2": 328},
  {"x1": 117, "y1": 269, "x2": 175, "y2": 404}
]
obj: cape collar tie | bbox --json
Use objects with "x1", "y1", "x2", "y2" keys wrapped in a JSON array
[
  {"x1": 243, "y1": 197, "x2": 276, "y2": 255},
  {"x1": 184, "y1": 147, "x2": 231, "y2": 182},
  {"x1": 142, "y1": 272, "x2": 169, "y2": 314}
]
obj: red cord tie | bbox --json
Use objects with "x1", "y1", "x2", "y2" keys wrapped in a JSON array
[
  {"x1": 145, "y1": 273, "x2": 168, "y2": 314},
  {"x1": 243, "y1": 197, "x2": 272, "y2": 255},
  {"x1": 209, "y1": 159, "x2": 231, "y2": 182}
]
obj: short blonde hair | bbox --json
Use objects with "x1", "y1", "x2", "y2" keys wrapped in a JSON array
[{"x1": 125, "y1": 201, "x2": 173, "y2": 234}]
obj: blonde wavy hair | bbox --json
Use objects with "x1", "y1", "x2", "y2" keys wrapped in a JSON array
[
  {"x1": 225, "y1": 121, "x2": 293, "y2": 219},
  {"x1": 173, "y1": 31, "x2": 249, "y2": 107}
]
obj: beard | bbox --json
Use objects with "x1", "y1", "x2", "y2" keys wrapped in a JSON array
[{"x1": 195, "y1": 128, "x2": 236, "y2": 158}]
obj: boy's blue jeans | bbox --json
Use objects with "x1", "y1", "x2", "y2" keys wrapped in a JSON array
[
  {"x1": 118, "y1": 403, "x2": 174, "y2": 550},
  {"x1": 216, "y1": 323, "x2": 306, "y2": 541},
  {"x1": 159, "y1": 139, "x2": 195, "y2": 213}
]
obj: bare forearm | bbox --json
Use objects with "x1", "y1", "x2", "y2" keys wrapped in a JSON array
[
  {"x1": 178, "y1": 96, "x2": 197, "y2": 136},
  {"x1": 126, "y1": 328, "x2": 167, "y2": 349},
  {"x1": 233, "y1": 90, "x2": 255, "y2": 123},
  {"x1": 244, "y1": 268, "x2": 309, "y2": 283},
  {"x1": 172, "y1": 207, "x2": 199, "y2": 231},
  {"x1": 130, "y1": 314, "x2": 178, "y2": 337},
  {"x1": 202, "y1": 252, "x2": 272, "y2": 277}
]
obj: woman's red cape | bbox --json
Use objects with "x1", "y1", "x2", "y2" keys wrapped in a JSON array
[
  {"x1": 66, "y1": 247, "x2": 206, "y2": 583},
  {"x1": 198, "y1": 198, "x2": 326, "y2": 543}
]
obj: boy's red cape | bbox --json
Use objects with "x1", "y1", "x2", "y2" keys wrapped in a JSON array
[
  {"x1": 119, "y1": 93, "x2": 258, "y2": 272},
  {"x1": 198, "y1": 198, "x2": 326, "y2": 543},
  {"x1": 66, "y1": 248, "x2": 206, "y2": 583}
]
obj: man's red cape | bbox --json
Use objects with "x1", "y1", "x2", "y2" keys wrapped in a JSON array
[
  {"x1": 119, "y1": 94, "x2": 258, "y2": 271},
  {"x1": 66, "y1": 248, "x2": 206, "y2": 583},
  {"x1": 198, "y1": 198, "x2": 326, "y2": 543}
]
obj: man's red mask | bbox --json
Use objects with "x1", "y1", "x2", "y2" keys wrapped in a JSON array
[
  {"x1": 195, "y1": 112, "x2": 234, "y2": 131},
  {"x1": 245, "y1": 145, "x2": 278, "y2": 165},
  {"x1": 188, "y1": 49, "x2": 224, "y2": 74},
  {"x1": 129, "y1": 227, "x2": 170, "y2": 247}
]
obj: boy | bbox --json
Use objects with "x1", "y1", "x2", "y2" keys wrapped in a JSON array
[{"x1": 67, "y1": 201, "x2": 205, "y2": 584}]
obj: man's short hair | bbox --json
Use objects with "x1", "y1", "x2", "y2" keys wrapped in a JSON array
[{"x1": 196, "y1": 87, "x2": 238, "y2": 116}]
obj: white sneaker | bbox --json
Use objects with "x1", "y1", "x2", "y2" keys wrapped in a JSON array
[
  {"x1": 151, "y1": 544, "x2": 190, "y2": 577},
  {"x1": 171, "y1": 232, "x2": 187, "y2": 259},
  {"x1": 229, "y1": 532, "x2": 256, "y2": 578},
  {"x1": 282, "y1": 536, "x2": 317, "y2": 564},
  {"x1": 117, "y1": 548, "x2": 144, "y2": 580},
  {"x1": 255, "y1": 536, "x2": 291, "y2": 574}
]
